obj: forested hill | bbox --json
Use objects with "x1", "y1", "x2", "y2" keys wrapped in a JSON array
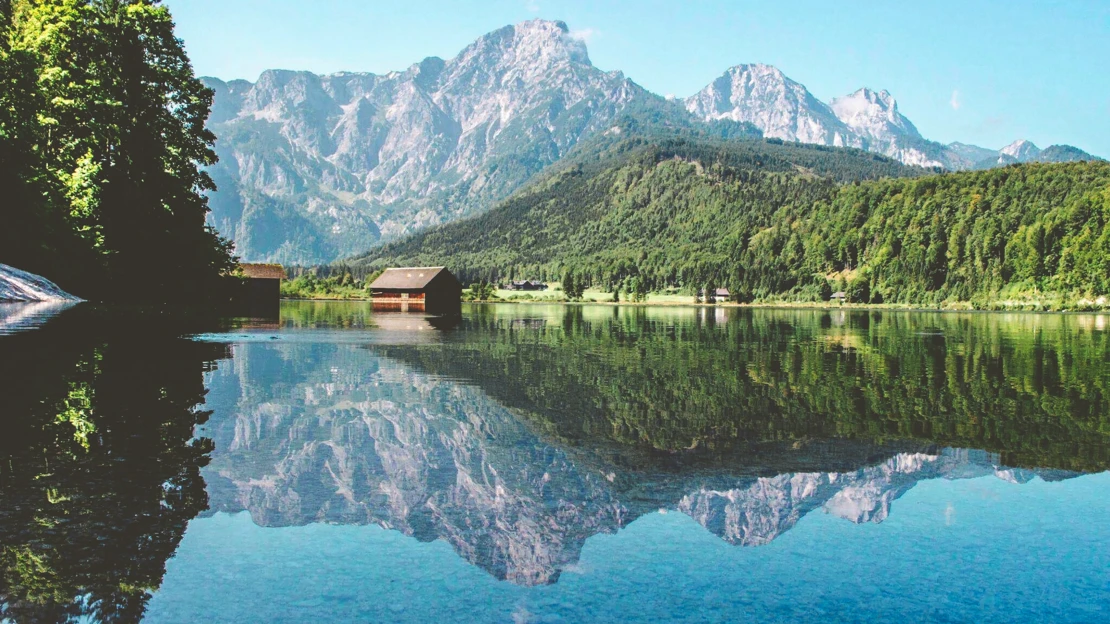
[
  {"x1": 350, "y1": 136, "x2": 1110, "y2": 308},
  {"x1": 524, "y1": 128, "x2": 931, "y2": 185}
]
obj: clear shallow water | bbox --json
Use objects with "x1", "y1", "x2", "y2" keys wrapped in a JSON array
[
  {"x1": 149, "y1": 474, "x2": 1110, "y2": 623},
  {"x1": 2, "y1": 302, "x2": 1109, "y2": 623}
]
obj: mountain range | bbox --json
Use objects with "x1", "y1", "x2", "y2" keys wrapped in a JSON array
[{"x1": 202, "y1": 19, "x2": 1102, "y2": 263}]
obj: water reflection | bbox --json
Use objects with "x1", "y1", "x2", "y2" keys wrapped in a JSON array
[
  {"x1": 197, "y1": 303, "x2": 1110, "y2": 586},
  {"x1": 0, "y1": 307, "x2": 227, "y2": 622},
  {"x1": 2, "y1": 302, "x2": 1109, "y2": 622},
  {"x1": 0, "y1": 301, "x2": 77, "y2": 335}
]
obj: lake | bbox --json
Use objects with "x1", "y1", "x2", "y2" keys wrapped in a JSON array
[{"x1": 2, "y1": 301, "x2": 1108, "y2": 623}]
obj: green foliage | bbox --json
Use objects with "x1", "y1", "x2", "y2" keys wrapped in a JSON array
[
  {"x1": 808, "y1": 163, "x2": 1110, "y2": 307},
  {"x1": 466, "y1": 280, "x2": 497, "y2": 301},
  {"x1": 626, "y1": 276, "x2": 647, "y2": 302},
  {"x1": 846, "y1": 272, "x2": 871, "y2": 304},
  {"x1": 280, "y1": 269, "x2": 370, "y2": 300},
  {"x1": 379, "y1": 306, "x2": 1110, "y2": 472},
  {"x1": 561, "y1": 269, "x2": 585, "y2": 300},
  {"x1": 0, "y1": 0, "x2": 236, "y2": 302},
  {"x1": 351, "y1": 133, "x2": 1110, "y2": 309}
]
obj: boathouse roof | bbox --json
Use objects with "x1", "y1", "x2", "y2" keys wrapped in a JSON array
[
  {"x1": 370, "y1": 267, "x2": 453, "y2": 290},
  {"x1": 239, "y1": 263, "x2": 286, "y2": 280}
]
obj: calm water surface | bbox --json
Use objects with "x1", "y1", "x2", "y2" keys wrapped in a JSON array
[{"x1": 2, "y1": 302, "x2": 1109, "y2": 623}]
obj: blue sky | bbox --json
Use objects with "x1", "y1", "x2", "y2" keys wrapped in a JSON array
[{"x1": 167, "y1": 0, "x2": 1110, "y2": 156}]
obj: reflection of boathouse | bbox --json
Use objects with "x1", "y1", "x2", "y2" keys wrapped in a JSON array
[{"x1": 368, "y1": 266, "x2": 462, "y2": 314}]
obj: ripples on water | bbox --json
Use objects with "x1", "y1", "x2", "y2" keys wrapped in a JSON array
[
  {"x1": 0, "y1": 301, "x2": 78, "y2": 335},
  {"x1": 2, "y1": 302, "x2": 1109, "y2": 623}
]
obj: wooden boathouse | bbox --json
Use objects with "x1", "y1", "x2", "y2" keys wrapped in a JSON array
[
  {"x1": 239, "y1": 263, "x2": 285, "y2": 300},
  {"x1": 369, "y1": 266, "x2": 462, "y2": 314}
]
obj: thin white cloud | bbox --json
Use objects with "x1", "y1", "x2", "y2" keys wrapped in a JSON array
[
  {"x1": 950, "y1": 90, "x2": 961, "y2": 110},
  {"x1": 569, "y1": 28, "x2": 599, "y2": 44},
  {"x1": 525, "y1": 1, "x2": 540, "y2": 13}
]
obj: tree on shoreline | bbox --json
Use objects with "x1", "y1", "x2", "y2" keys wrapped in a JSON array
[
  {"x1": 0, "y1": 0, "x2": 235, "y2": 302},
  {"x1": 561, "y1": 268, "x2": 584, "y2": 300}
]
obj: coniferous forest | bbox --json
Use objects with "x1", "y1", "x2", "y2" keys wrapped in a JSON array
[
  {"x1": 352, "y1": 135, "x2": 1110, "y2": 309},
  {"x1": 0, "y1": 0, "x2": 235, "y2": 302}
]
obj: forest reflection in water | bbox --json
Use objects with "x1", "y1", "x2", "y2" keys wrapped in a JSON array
[
  {"x1": 2, "y1": 302, "x2": 1109, "y2": 622},
  {"x1": 0, "y1": 306, "x2": 227, "y2": 622}
]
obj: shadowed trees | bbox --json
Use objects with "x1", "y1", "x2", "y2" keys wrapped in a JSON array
[{"x1": 0, "y1": 0, "x2": 235, "y2": 301}]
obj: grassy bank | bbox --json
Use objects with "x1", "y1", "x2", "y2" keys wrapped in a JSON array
[
  {"x1": 476, "y1": 283, "x2": 1110, "y2": 312},
  {"x1": 282, "y1": 279, "x2": 1110, "y2": 312},
  {"x1": 280, "y1": 272, "x2": 375, "y2": 300}
]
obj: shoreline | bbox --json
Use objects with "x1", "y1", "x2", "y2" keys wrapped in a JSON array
[{"x1": 281, "y1": 297, "x2": 1110, "y2": 315}]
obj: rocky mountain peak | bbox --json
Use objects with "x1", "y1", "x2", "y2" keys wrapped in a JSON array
[
  {"x1": 455, "y1": 19, "x2": 590, "y2": 74},
  {"x1": 836, "y1": 87, "x2": 894, "y2": 114},
  {"x1": 714, "y1": 63, "x2": 794, "y2": 94},
  {"x1": 1000, "y1": 139, "x2": 1041, "y2": 161},
  {"x1": 685, "y1": 63, "x2": 858, "y2": 147},
  {"x1": 829, "y1": 87, "x2": 921, "y2": 140},
  {"x1": 409, "y1": 56, "x2": 447, "y2": 90},
  {"x1": 201, "y1": 18, "x2": 663, "y2": 262},
  {"x1": 729, "y1": 62, "x2": 785, "y2": 78}
]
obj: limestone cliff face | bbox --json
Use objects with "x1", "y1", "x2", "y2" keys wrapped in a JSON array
[
  {"x1": 197, "y1": 341, "x2": 1076, "y2": 586},
  {"x1": 203, "y1": 20, "x2": 667, "y2": 264},
  {"x1": 827, "y1": 88, "x2": 952, "y2": 168},
  {"x1": 685, "y1": 71, "x2": 1102, "y2": 172},
  {"x1": 686, "y1": 64, "x2": 859, "y2": 149}
]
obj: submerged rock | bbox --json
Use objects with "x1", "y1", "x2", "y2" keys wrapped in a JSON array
[{"x1": 0, "y1": 263, "x2": 82, "y2": 303}]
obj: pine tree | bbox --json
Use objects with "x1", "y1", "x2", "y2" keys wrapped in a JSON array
[{"x1": 561, "y1": 269, "x2": 583, "y2": 300}]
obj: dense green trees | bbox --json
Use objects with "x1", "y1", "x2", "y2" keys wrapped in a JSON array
[
  {"x1": 0, "y1": 0, "x2": 235, "y2": 301},
  {"x1": 467, "y1": 279, "x2": 497, "y2": 301},
  {"x1": 806, "y1": 164, "x2": 1110, "y2": 306},
  {"x1": 352, "y1": 136, "x2": 1109, "y2": 309}
]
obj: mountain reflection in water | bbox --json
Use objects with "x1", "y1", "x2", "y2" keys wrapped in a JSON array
[
  {"x1": 2, "y1": 302, "x2": 1109, "y2": 622},
  {"x1": 197, "y1": 303, "x2": 1109, "y2": 586}
]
